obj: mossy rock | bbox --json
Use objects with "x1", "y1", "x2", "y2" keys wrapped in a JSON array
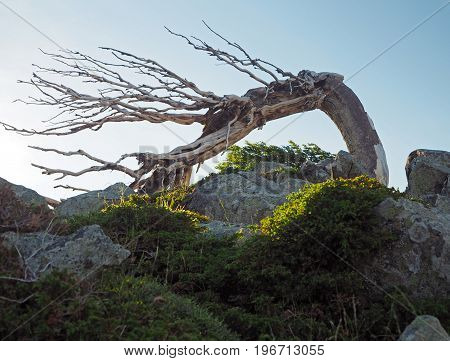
[
  {"x1": 4, "y1": 176, "x2": 448, "y2": 341},
  {"x1": 66, "y1": 193, "x2": 206, "y2": 252},
  {"x1": 259, "y1": 176, "x2": 402, "y2": 264}
]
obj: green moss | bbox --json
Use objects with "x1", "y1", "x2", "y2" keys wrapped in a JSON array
[
  {"x1": 0, "y1": 265, "x2": 236, "y2": 340},
  {"x1": 67, "y1": 193, "x2": 206, "y2": 254},
  {"x1": 260, "y1": 176, "x2": 402, "y2": 263},
  {"x1": 149, "y1": 185, "x2": 196, "y2": 210},
  {"x1": 4, "y1": 175, "x2": 448, "y2": 341}
]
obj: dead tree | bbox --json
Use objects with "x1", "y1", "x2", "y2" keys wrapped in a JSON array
[{"x1": 1, "y1": 23, "x2": 389, "y2": 193}]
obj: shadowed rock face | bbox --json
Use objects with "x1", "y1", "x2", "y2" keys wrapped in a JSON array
[
  {"x1": 0, "y1": 176, "x2": 48, "y2": 207},
  {"x1": 185, "y1": 166, "x2": 308, "y2": 224},
  {"x1": 399, "y1": 315, "x2": 449, "y2": 341},
  {"x1": 200, "y1": 220, "x2": 251, "y2": 240},
  {"x1": 55, "y1": 183, "x2": 134, "y2": 217},
  {"x1": 331, "y1": 150, "x2": 366, "y2": 180},
  {"x1": 1, "y1": 225, "x2": 130, "y2": 278},
  {"x1": 406, "y1": 149, "x2": 450, "y2": 200},
  {"x1": 185, "y1": 154, "x2": 369, "y2": 225},
  {"x1": 371, "y1": 197, "x2": 450, "y2": 299},
  {"x1": 358, "y1": 150, "x2": 450, "y2": 297}
]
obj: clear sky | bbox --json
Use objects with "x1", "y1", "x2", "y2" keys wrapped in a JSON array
[{"x1": 0, "y1": 0, "x2": 449, "y2": 199}]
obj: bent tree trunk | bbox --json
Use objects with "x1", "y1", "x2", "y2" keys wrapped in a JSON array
[
  {"x1": 143, "y1": 72, "x2": 389, "y2": 192},
  {"x1": 318, "y1": 76, "x2": 389, "y2": 186},
  {"x1": 1, "y1": 25, "x2": 388, "y2": 192}
]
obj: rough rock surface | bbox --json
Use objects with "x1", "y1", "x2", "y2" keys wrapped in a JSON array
[
  {"x1": 1, "y1": 225, "x2": 130, "y2": 277},
  {"x1": 56, "y1": 183, "x2": 134, "y2": 217},
  {"x1": 370, "y1": 197, "x2": 450, "y2": 298},
  {"x1": 399, "y1": 315, "x2": 449, "y2": 341},
  {"x1": 201, "y1": 220, "x2": 252, "y2": 240},
  {"x1": 185, "y1": 171, "x2": 307, "y2": 224},
  {"x1": 185, "y1": 152, "x2": 376, "y2": 224},
  {"x1": 406, "y1": 149, "x2": 450, "y2": 200},
  {"x1": 300, "y1": 159, "x2": 333, "y2": 183},
  {"x1": 331, "y1": 150, "x2": 365, "y2": 180},
  {"x1": 0, "y1": 176, "x2": 48, "y2": 207},
  {"x1": 434, "y1": 194, "x2": 450, "y2": 213},
  {"x1": 254, "y1": 161, "x2": 296, "y2": 182}
]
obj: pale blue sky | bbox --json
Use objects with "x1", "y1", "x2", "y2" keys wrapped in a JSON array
[{"x1": 0, "y1": 0, "x2": 449, "y2": 199}]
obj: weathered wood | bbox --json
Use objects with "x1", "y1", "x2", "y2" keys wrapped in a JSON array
[
  {"x1": 163, "y1": 72, "x2": 388, "y2": 187},
  {"x1": 2, "y1": 24, "x2": 389, "y2": 191}
]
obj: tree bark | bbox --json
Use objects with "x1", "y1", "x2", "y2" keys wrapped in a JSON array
[
  {"x1": 318, "y1": 79, "x2": 389, "y2": 185},
  {"x1": 3, "y1": 28, "x2": 389, "y2": 191},
  {"x1": 190, "y1": 73, "x2": 389, "y2": 186}
]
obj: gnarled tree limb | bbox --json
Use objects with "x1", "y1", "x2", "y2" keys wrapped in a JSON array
[{"x1": 1, "y1": 23, "x2": 389, "y2": 192}]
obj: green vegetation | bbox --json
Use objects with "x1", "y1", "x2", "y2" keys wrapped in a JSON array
[
  {"x1": 260, "y1": 176, "x2": 402, "y2": 263},
  {"x1": 216, "y1": 141, "x2": 334, "y2": 174},
  {"x1": 67, "y1": 193, "x2": 206, "y2": 256},
  {"x1": 1, "y1": 173, "x2": 448, "y2": 340},
  {"x1": 224, "y1": 176, "x2": 403, "y2": 339},
  {"x1": 0, "y1": 261, "x2": 235, "y2": 340},
  {"x1": 65, "y1": 193, "x2": 236, "y2": 290},
  {"x1": 148, "y1": 185, "x2": 196, "y2": 210}
]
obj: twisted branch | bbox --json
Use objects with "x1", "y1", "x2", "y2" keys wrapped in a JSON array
[{"x1": 1, "y1": 22, "x2": 388, "y2": 192}]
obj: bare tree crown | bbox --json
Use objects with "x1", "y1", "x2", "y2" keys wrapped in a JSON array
[{"x1": 1, "y1": 22, "x2": 389, "y2": 193}]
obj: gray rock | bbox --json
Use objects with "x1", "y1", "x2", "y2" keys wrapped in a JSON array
[
  {"x1": 371, "y1": 197, "x2": 450, "y2": 298},
  {"x1": 300, "y1": 159, "x2": 332, "y2": 183},
  {"x1": 331, "y1": 150, "x2": 365, "y2": 179},
  {"x1": 253, "y1": 161, "x2": 292, "y2": 174},
  {"x1": 0, "y1": 176, "x2": 48, "y2": 207},
  {"x1": 406, "y1": 149, "x2": 450, "y2": 200},
  {"x1": 255, "y1": 160, "x2": 332, "y2": 184},
  {"x1": 435, "y1": 194, "x2": 450, "y2": 213},
  {"x1": 56, "y1": 183, "x2": 134, "y2": 217},
  {"x1": 1, "y1": 225, "x2": 130, "y2": 277},
  {"x1": 399, "y1": 315, "x2": 449, "y2": 341},
  {"x1": 201, "y1": 220, "x2": 252, "y2": 239},
  {"x1": 254, "y1": 161, "x2": 297, "y2": 182},
  {"x1": 186, "y1": 171, "x2": 307, "y2": 224}
]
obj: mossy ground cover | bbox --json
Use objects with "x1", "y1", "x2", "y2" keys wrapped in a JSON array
[
  {"x1": 1, "y1": 176, "x2": 448, "y2": 340},
  {"x1": 0, "y1": 263, "x2": 236, "y2": 340}
]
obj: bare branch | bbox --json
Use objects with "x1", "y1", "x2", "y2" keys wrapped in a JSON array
[
  {"x1": 54, "y1": 185, "x2": 91, "y2": 193},
  {"x1": 201, "y1": 20, "x2": 281, "y2": 82},
  {"x1": 0, "y1": 276, "x2": 36, "y2": 283},
  {"x1": 1, "y1": 23, "x2": 388, "y2": 193},
  {"x1": 29, "y1": 145, "x2": 141, "y2": 180},
  {"x1": 0, "y1": 293, "x2": 35, "y2": 304},
  {"x1": 165, "y1": 26, "x2": 271, "y2": 87}
]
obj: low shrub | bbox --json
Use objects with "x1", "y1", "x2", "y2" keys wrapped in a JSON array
[
  {"x1": 260, "y1": 176, "x2": 402, "y2": 264},
  {"x1": 67, "y1": 193, "x2": 206, "y2": 254},
  {"x1": 148, "y1": 185, "x2": 196, "y2": 210},
  {"x1": 5, "y1": 176, "x2": 446, "y2": 341},
  {"x1": 0, "y1": 242, "x2": 235, "y2": 340},
  {"x1": 213, "y1": 177, "x2": 434, "y2": 340},
  {"x1": 64, "y1": 193, "x2": 218, "y2": 286},
  {"x1": 124, "y1": 176, "x2": 445, "y2": 341},
  {"x1": 216, "y1": 141, "x2": 334, "y2": 174}
]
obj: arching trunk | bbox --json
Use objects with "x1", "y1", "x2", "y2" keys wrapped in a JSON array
[
  {"x1": 188, "y1": 72, "x2": 389, "y2": 186},
  {"x1": 12, "y1": 36, "x2": 389, "y2": 191},
  {"x1": 318, "y1": 79, "x2": 389, "y2": 185}
]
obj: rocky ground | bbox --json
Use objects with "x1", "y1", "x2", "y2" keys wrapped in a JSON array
[{"x1": 0, "y1": 149, "x2": 449, "y2": 341}]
